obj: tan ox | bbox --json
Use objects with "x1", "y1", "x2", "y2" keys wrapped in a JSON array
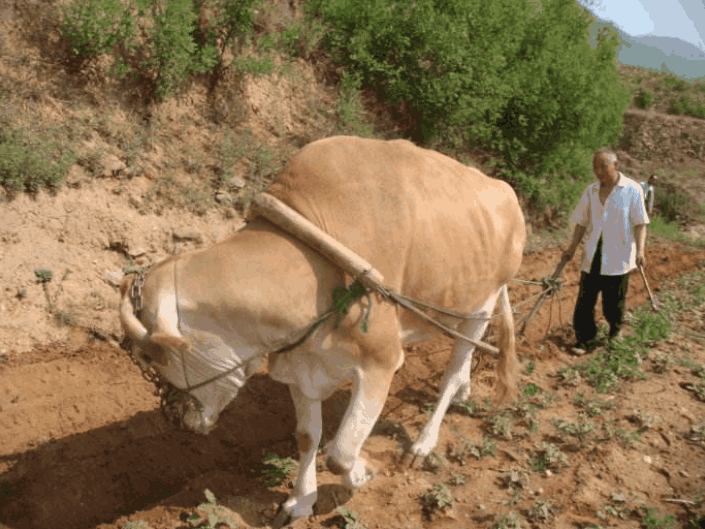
[{"x1": 120, "y1": 136, "x2": 525, "y2": 526}]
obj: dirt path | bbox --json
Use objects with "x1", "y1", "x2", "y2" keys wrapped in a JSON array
[{"x1": 1, "y1": 239, "x2": 704, "y2": 529}]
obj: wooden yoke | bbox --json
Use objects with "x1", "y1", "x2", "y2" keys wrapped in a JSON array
[{"x1": 253, "y1": 193, "x2": 386, "y2": 292}]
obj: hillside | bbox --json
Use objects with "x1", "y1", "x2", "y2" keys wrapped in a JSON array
[{"x1": 2, "y1": 2, "x2": 705, "y2": 529}]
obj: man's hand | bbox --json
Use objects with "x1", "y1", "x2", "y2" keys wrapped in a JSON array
[
  {"x1": 636, "y1": 253, "x2": 646, "y2": 269},
  {"x1": 635, "y1": 224, "x2": 647, "y2": 269}
]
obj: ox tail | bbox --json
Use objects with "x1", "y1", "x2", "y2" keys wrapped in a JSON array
[
  {"x1": 119, "y1": 277, "x2": 149, "y2": 344},
  {"x1": 495, "y1": 284, "x2": 518, "y2": 401}
]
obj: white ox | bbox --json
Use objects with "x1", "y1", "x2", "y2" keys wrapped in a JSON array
[{"x1": 120, "y1": 136, "x2": 525, "y2": 526}]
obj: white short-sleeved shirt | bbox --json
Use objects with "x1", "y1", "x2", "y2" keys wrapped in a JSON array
[{"x1": 571, "y1": 173, "x2": 650, "y2": 275}]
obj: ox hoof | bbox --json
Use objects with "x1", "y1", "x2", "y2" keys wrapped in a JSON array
[
  {"x1": 272, "y1": 507, "x2": 309, "y2": 529},
  {"x1": 402, "y1": 445, "x2": 433, "y2": 469},
  {"x1": 343, "y1": 458, "x2": 374, "y2": 490}
]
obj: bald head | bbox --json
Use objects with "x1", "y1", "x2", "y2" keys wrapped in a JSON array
[
  {"x1": 592, "y1": 148, "x2": 620, "y2": 188},
  {"x1": 593, "y1": 148, "x2": 618, "y2": 168}
]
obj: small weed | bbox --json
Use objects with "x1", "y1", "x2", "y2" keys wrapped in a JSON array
[
  {"x1": 522, "y1": 383, "x2": 539, "y2": 397},
  {"x1": 531, "y1": 442, "x2": 568, "y2": 473},
  {"x1": 557, "y1": 366, "x2": 582, "y2": 387},
  {"x1": 638, "y1": 505, "x2": 676, "y2": 529},
  {"x1": 421, "y1": 483, "x2": 453, "y2": 515},
  {"x1": 628, "y1": 409, "x2": 660, "y2": 429},
  {"x1": 34, "y1": 268, "x2": 53, "y2": 283},
  {"x1": 422, "y1": 401, "x2": 436, "y2": 417},
  {"x1": 493, "y1": 510, "x2": 523, "y2": 529},
  {"x1": 261, "y1": 452, "x2": 297, "y2": 487},
  {"x1": 452, "y1": 399, "x2": 479, "y2": 416},
  {"x1": 490, "y1": 414, "x2": 514, "y2": 440},
  {"x1": 422, "y1": 451, "x2": 447, "y2": 473},
  {"x1": 553, "y1": 416, "x2": 596, "y2": 444},
  {"x1": 481, "y1": 437, "x2": 497, "y2": 457},
  {"x1": 528, "y1": 499, "x2": 553, "y2": 522},
  {"x1": 187, "y1": 489, "x2": 238, "y2": 528},
  {"x1": 501, "y1": 470, "x2": 529, "y2": 491},
  {"x1": 52, "y1": 309, "x2": 78, "y2": 327},
  {"x1": 602, "y1": 423, "x2": 643, "y2": 448},
  {"x1": 525, "y1": 361, "x2": 536, "y2": 375},
  {"x1": 334, "y1": 506, "x2": 369, "y2": 529},
  {"x1": 448, "y1": 473, "x2": 467, "y2": 486},
  {"x1": 574, "y1": 394, "x2": 613, "y2": 416}
]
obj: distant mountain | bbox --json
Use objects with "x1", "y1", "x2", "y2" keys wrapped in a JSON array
[{"x1": 590, "y1": 16, "x2": 705, "y2": 81}]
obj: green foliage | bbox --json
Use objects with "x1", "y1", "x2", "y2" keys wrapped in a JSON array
[
  {"x1": 669, "y1": 96, "x2": 705, "y2": 119},
  {"x1": 311, "y1": 0, "x2": 629, "y2": 208},
  {"x1": 421, "y1": 483, "x2": 453, "y2": 514},
  {"x1": 531, "y1": 442, "x2": 568, "y2": 472},
  {"x1": 260, "y1": 452, "x2": 297, "y2": 487},
  {"x1": 34, "y1": 269, "x2": 54, "y2": 283},
  {"x1": 334, "y1": 507, "x2": 369, "y2": 529},
  {"x1": 61, "y1": 0, "x2": 134, "y2": 58},
  {"x1": 571, "y1": 301, "x2": 675, "y2": 392},
  {"x1": 61, "y1": 0, "x2": 261, "y2": 99},
  {"x1": 635, "y1": 89, "x2": 654, "y2": 109},
  {"x1": 638, "y1": 506, "x2": 676, "y2": 529},
  {"x1": 187, "y1": 489, "x2": 238, "y2": 528},
  {"x1": 493, "y1": 510, "x2": 524, "y2": 529},
  {"x1": 337, "y1": 70, "x2": 374, "y2": 137},
  {"x1": 0, "y1": 128, "x2": 75, "y2": 195}
]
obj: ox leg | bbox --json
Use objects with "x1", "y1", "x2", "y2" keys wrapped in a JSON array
[
  {"x1": 274, "y1": 384, "x2": 322, "y2": 528},
  {"x1": 407, "y1": 293, "x2": 499, "y2": 461},
  {"x1": 326, "y1": 364, "x2": 396, "y2": 490}
]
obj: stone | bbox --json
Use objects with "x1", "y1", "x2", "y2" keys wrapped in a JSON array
[
  {"x1": 128, "y1": 247, "x2": 146, "y2": 258},
  {"x1": 104, "y1": 270, "x2": 123, "y2": 287},
  {"x1": 102, "y1": 154, "x2": 127, "y2": 178},
  {"x1": 173, "y1": 227, "x2": 204, "y2": 243}
]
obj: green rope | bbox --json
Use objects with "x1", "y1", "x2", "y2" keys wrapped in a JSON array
[
  {"x1": 332, "y1": 281, "x2": 372, "y2": 332},
  {"x1": 541, "y1": 275, "x2": 563, "y2": 294}
]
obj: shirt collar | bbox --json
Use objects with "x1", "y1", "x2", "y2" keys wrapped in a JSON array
[{"x1": 615, "y1": 172, "x2": 628, "y2": 188}]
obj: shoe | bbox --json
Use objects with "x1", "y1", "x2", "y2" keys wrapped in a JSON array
[{"x1": 570, "y1": 344, "x2": 588, "y2": 356}]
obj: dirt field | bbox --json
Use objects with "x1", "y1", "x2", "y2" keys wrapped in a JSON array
[{"x1": 2, "y1": 239, "x2": 704, "y2": 529}]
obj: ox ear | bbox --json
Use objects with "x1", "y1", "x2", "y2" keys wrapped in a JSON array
[{"x1": 149, "y1": 333, "x2": 189, "y2": 365}]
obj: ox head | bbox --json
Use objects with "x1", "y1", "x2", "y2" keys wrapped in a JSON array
[
  {"x1": 147, "y1": 331, "x2": 251, "y2": 435},
  {"x1": 120, "y1": 280, "x2": 249, "y2": 435}
]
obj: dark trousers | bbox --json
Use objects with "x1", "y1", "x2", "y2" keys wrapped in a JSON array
[{"x1": 573, "y1": 237, "x2": 630, "y2": 346}]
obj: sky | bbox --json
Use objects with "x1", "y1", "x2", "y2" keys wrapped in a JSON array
[{"x1": 582, "y1": 0, "x2": 705, "y2": 51}]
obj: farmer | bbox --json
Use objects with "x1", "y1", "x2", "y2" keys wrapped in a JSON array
[{"x1": 562, "y1": 148, "x2": 650, "y2": 354}]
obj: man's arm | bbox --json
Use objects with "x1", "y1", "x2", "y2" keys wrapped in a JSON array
[
  {"x1": 563, "y1": 224, "x2": 587, "y2": 262},
  {"x1": 635, "y1": 223, "x2": 647, "y2": 268}
]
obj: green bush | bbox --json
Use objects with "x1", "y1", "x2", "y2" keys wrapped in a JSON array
[
  {"x1": 61, "y1": 0, "x2": 261, "y2": 99},
  {"x1": 0, "y1": 128, "x2": 75, "y2": 194},
  {"x1": 635, "y1": 89, "x2": 654, "y2": 109},
  {"x1": 310, "y1": 0, "x2": 630, "y2": 208},
  {"x1": 669, "y1": 96, "x2": 705, "y2": 119},
  {"x1": 61, "y1": 0, "x2": 134, "y2": 58}
]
